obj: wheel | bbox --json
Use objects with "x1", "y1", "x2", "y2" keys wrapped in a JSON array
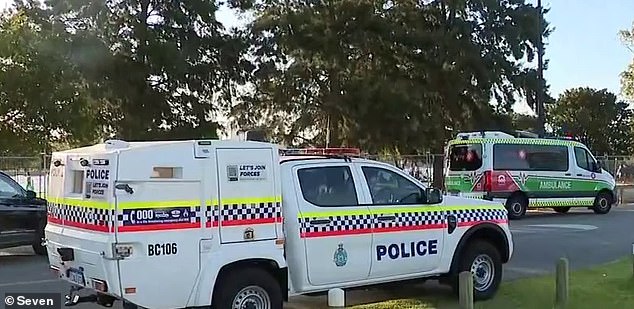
[
  {"x1": 593, "y1": 192, "x2": 612, "y2": 214},
  {"x1": 212, "y1": 267, "x2": 282, "y2": 309},
  {"x1": 449, "y1": 240, "x2": 503, "y2": 301},
  {"x1": 553, "y1": 206, "x2": 571, "y2": 213},
  {"x1": 32, "y1": 242, "x2": 47, "y2": 256},
  {"x1": 505, "y1": 194, "x2": 527, "y2": 220},
  {"x1": 32, "y1": 221, "x2": 47, "y2": 256}
]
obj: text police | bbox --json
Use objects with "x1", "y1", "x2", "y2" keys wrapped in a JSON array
[{"x1": 376, "y1": 239, "x2": 439, "y2": 261}]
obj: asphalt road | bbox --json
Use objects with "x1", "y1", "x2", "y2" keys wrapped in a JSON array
[{"x1": 2, "y1": 205, "x2": 634, "y2": 309}]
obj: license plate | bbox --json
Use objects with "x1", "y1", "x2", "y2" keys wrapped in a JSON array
[{"x1": 67, "y1": 268, "x2": 85, "y2": 286}]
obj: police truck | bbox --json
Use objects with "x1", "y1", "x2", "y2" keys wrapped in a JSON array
[{"x1": 43, "y1": 139, "x2": 513, "y2": 309}]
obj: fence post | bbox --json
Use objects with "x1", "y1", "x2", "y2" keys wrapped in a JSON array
[
  {"x1": 555, "y1": 257, "x2": 569, "y2": 309},
  {"x1": 631, "y1": 244, "x2": 634, "y2": 277},
  {"x1": 458, "y1": 271, "x2": 474, "y2": 309}
]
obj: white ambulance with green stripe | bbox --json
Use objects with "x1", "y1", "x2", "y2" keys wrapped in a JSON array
[
  {"x1": 444, "y1": 131, "x2": 616, "y2": 219},
  {"x1": 44, "y1": 140, "x2": 513, "y2": 309}
]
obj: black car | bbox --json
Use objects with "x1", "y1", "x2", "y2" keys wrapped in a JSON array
[{"x1": 0, "y1": 171, "x2": 47, "y2": 255}]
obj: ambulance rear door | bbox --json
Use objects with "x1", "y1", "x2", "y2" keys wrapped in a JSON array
[{"x1": 113, "y1": 147, "x2": 205, "y2": 309}]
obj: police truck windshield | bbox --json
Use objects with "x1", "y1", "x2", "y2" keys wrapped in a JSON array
[{"x1": 448, "y1": 144, "x2": 483, "y2": 171}]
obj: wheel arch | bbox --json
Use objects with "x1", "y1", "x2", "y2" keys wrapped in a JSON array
[
  {"x1": 507, "y1": 190, "x2": 528, "y2": 205},
  {"x1": 212, "y1": 258, "x2": 288, "y2": 303},
  {"x1": 597, "y1": 188, "x2": 614, "y2": 203},
  {"x1": 448, "y1": 223, "x2": 510, "y2": 275}
]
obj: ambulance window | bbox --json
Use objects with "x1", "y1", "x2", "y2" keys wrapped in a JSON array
[
  {"x1": 71, "y1": 170, "x2": 84, "y2": 194},
  {"x1": 362, "y1": 167, "x2": 424, "y2": 205},
  {"x1": 448, "y1": 144, "x2": 482, "y2": 171},
  {"x1": 297, "y1": 166, "x2": 358, "y2": 207},
  {"x1": 574, "y1": 147, "x2": 594, "y2": 171},
  {"x1": 493, "y1": 144, "x2": 568, "y2": 171}
]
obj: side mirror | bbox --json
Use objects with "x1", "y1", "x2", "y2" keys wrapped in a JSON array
[
  {"x1": 592, "y1": 162, "x2": 602, "y2": 173},
  {"x1": 25, "y1": 190, "x2": 36, "y2": 199},
  {"x1": 425, "y1": 187, "x2": 443, "y2": 204}
]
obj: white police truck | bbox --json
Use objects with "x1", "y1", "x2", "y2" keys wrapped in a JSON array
[{"x1": 44, "y1": 139, "x2": 513, "y2": 309}]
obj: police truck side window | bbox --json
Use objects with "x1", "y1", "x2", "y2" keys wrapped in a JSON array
[
  {"x1": 361, "y1": 167, "x2": 423, "y2": 205},
  {"x1": 297, "y1": 166, "x2": 359, "y2": 207},
  {"x1": 448, "y1": 144, "x2": 483, "y2": 171}
]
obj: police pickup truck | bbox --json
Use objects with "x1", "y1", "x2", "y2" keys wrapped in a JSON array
[{"x1": 44, "y1": 139, "x2": 513, "y2": 309}]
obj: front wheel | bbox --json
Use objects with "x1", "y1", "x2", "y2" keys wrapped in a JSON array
[
  {"x1": 593, "y1": 192, "x2": 612, "y2": 214},
  {"x1": 212, "y1": 267, "x2": 282, "y2": 309},
  {"x1": 449, "y1": 240, "x2": 503, "y2": 301},
  {"x1": 505, "y1": 195, "x2": 527, "y2": 220}
]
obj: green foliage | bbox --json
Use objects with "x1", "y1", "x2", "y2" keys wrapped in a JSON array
[
  {"x1": 548, "y1": 87, "x2": 634, "y2": 155},
  {"x1": 232, "y1": 0, "x2": 551, "y2": 153},
  {"x1": 0, "y1": 3, "x2": 105, "y2": 155},
  {"x1": 620, "y1": 23, "x2": 634, "y2": 102}
]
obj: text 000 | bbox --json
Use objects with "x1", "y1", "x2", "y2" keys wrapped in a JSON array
[{"x1": 148, "y1": 243, "x2": 178, "y2": 256}]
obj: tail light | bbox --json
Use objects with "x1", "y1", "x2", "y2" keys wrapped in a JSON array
[{"x1": 484, "y1": 170, "x2": 492, "y2": 192}]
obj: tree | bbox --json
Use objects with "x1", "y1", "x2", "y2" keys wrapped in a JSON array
[
  {"x1": 233, "y1": 0, "x2": 551, "y2": 153},
  {"x1": 0, "y1": 4, "x2": 105, "y2": 155},
  {"x1": 619, "y1": 22, "x2": 634, "y2": 102},
  {"x1": 547, "y1": 87, "x2": 634, "y2": 155},
  {"x1": 38, "y1": 0, "x2": 253, "y2": 140}
]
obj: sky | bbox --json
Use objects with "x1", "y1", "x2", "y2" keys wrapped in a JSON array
[{"x1": 1, "y1": 0, "x2": 633, "y2": 116}]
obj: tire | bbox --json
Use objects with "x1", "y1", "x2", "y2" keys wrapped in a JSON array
[
  {"x1": 32, "y1": 242, "x2": 47, "y2": 256},
  {"x1": 449, "y1": 240, "x2": 503, "y2": 301},
  {"x1": 553, "y1": 206, "x2": 571, "y2": 213},
  {"x1": 212, "y1": 267, "x2": 282, "y2": 309},
  {"x1": 32, "y1": 221, "x2": 47, "y2": 256},
  {"x1": 505, "y1": 194, "x2": 527, "y2": 220},
  {"x1": 593, "y1": 192, "x2": 612, "y2": 214}
]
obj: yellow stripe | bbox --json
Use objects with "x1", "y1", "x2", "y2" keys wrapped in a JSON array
[
  {"x1": 206, "y1": 196, "x2": 282, "y2": 206},
  {"x1": 448, "y1": 138, "x2": 581, "y2": 147},
  {"x1": 119, "y1": 199, "x2": 201, "y2": 209},
  {"x1": 299, "y1": 205, "x2": 503, "y2": 219},
  {"x1": 51, "y1": 198, "x2": 111, "y2": 209}
]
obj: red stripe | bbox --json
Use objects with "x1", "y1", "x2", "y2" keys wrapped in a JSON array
[
  {"x1": 118, "y1": 222, "x2": 199, "y2": 232},
  {"x1": 458, "y1": 219, "x2": 508, "y2": 227},
  {"x1": 47, "y1": 216, "x2": 62, "y2": 225},
  {"x1": 300, "y1": 220, "x2": 507, "y2": 238},
  {"x1": 221, "y1": 217, "x2": 283, "y2": 227},
  {"x1": 205, "y1": 217, "x2": 283, "y2": 228},
  {"x1": 64, "y1": 220, "x2": 111, "y2": 233}
]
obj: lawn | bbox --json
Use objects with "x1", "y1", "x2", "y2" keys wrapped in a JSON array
[{"x1": 350, "y1": 257, "x2": 634, "y2": 309}]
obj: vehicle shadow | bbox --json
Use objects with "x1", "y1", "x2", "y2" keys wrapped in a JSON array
[{"x1": 286, "y1": 279, "x2": 461, "y2": 309}]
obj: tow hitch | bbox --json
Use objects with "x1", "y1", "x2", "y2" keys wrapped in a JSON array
[{"x1": 64, "y1": 286, "x2": 116, "y2": 308}]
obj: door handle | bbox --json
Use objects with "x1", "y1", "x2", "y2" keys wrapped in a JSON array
[
  {"x1": 577, "y1": 174, "x2": 583, "y2": 176},
  {"x1": 309, "y1": 219, "x2": 331, "y2": 225},
  {"x1": 565, "y1": 173, "x2": 571, "y2": 176},
  {"x1": 377, "y1": 215, "x2": 396, "y2": 222},
  {"x1": 447, "y1": 215, "x2": 457, "y2": 234}
]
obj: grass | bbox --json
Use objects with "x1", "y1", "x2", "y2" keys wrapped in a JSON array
[{"x1": 349, "y1": 257, "x2": 634, "y2": 309}]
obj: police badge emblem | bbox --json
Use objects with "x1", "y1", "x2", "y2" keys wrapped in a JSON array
[{"x1": 333, "y1": 243, "x2": 348, "y2": 267}]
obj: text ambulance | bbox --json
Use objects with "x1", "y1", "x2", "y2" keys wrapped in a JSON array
[
  {"x1": 445, "y1": 131, "x2": 616, "y2": 219},
  {"x1": 44, "y1": 139, "x2": 513, "y2": 309}
]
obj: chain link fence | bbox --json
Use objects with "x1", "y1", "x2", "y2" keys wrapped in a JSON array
[
  {"x1": 2, "y1": 153, "x2": 633, "y2": 202},
  {"x1": 0, "y1": 155, "x2": 50, "y2": 198}
]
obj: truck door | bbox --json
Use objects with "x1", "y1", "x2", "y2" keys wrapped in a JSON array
[
  {"x1": 214, "y1": 147, "x2": 281, "y2": 244},
  {"x1": 293, "y1": 162, "x2": 372, "y2": 286},
  {"x1": 354, "y1": 163, "x2": 445, "y2": 278},
  {"x1": 114, "y1": 163, "x2": 203, "y2": 308}
]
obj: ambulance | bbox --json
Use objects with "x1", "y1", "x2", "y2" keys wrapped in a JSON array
[
  {"x1": 444, "y1": 131, "x2": 616, "y2": 219},
  {"x1": 44, "y1": 139, "x2": 513, "y2": 309}
]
